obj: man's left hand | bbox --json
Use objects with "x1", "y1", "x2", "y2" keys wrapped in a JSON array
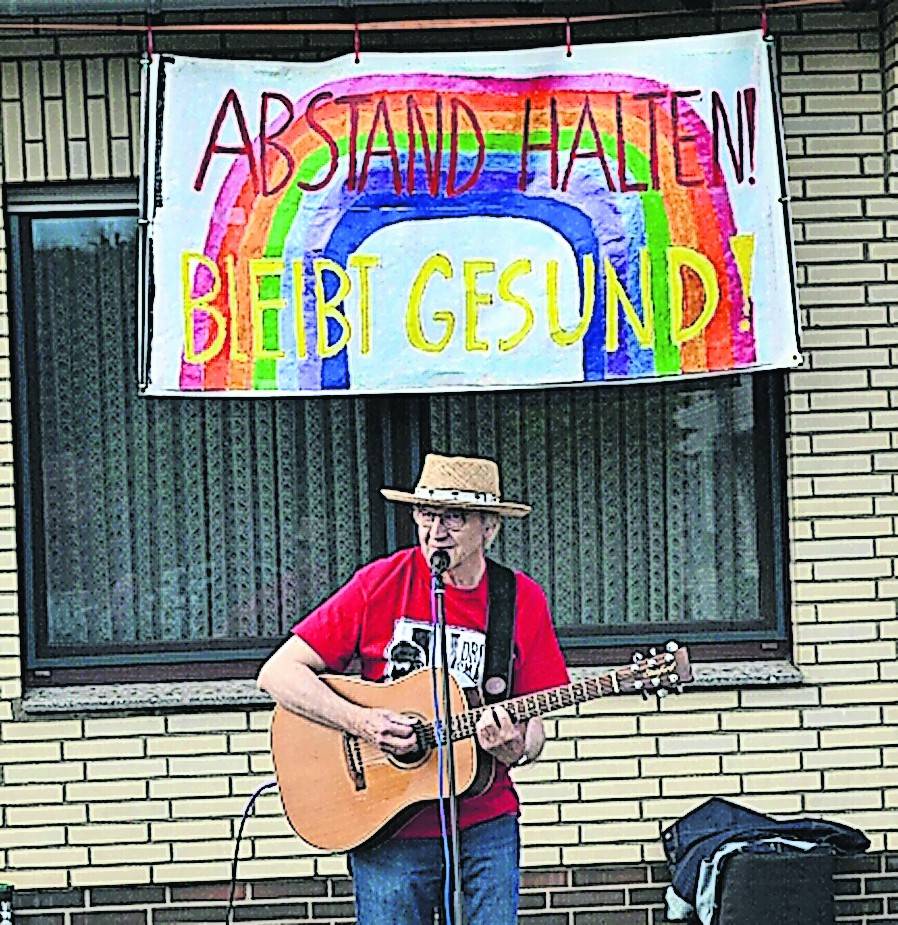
[{"x1": 475, "y1": 705, "x2": 526, "y2": 766}]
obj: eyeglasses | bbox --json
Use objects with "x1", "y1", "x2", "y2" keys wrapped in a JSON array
[{"x1": 412, "y1": 507, "x2": 469, "y2": 530}]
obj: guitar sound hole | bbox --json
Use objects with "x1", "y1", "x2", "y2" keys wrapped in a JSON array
[{"x1": 388, "y1": 717, "x2": 430, "y2": 769}]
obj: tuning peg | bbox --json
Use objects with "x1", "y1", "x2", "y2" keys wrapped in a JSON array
[
  {"x1": 633, "y1": 680, "x2": 643, "y2": 691},
  {"x1": 656, "y1": 688, "x2": 668, "y2": 699},
  {"x1": 652, "y1": 677, "x2": 661, "y2": 688},
  {"x1": 676, "y1": 685, "x2": 684, "y2": 695},
  {"x1": 668, "y1": 673, "x2": 679, "y2": 684},
  {"x1": 632, "y1": 652, "x2": 644, "y2": 663},
  {"x1": 649, "y1": 647, "x2": 657, "y2": 656},
  {"x1": 664, "y1": 653, "x2": 675, "y2": 663},
  {"x1": 665, "y1": 640, "x2": 679, "y2": 653}
]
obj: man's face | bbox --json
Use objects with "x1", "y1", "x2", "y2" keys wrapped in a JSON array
[{"x1": 412, "y1": 506, "x2": 497, "y2": 579}]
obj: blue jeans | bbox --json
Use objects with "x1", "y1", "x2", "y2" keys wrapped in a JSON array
[{"x1": 350, "y1": 814, "x2": 520, "y2": 925}]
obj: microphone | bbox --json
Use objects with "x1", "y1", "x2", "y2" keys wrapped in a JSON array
[{"x1": 430, "y1": 549, "x2": 451, "y2": 575}]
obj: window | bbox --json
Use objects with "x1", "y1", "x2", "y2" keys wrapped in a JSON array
[{"x1": 8, "y1": 186, "x2": 788, "y2": 685}]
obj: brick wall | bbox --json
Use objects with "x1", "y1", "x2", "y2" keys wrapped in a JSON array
[{"x1": 0, "y1": 4, "x2": 896, "y2": 922}]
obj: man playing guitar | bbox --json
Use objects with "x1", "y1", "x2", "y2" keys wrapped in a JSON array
[{"x1": 258, "y1": 452, "x2": 569, "y2": 925}]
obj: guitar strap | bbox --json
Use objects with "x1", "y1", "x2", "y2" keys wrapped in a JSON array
[{"x1": 483, "y1": 558, "x2": 517, "y2": 705}]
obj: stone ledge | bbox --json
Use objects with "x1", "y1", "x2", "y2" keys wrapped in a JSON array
[{"x1": 20, "y1": 661, "x2": 802, "y2": 718}]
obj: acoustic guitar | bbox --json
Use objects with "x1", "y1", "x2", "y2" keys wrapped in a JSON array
[{"x1": 271, "y1": 643, "x2": 692, "y2": 851}]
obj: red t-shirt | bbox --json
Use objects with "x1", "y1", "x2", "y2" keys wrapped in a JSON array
[{"x1": 292, "y1": 547, "x2": 570, "y2": 838}]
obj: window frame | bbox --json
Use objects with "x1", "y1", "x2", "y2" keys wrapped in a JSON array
[{"x1": 7, "y1": 183, "x2": 791, "y2": 686}]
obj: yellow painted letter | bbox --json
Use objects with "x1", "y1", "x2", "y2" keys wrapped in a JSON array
[
  {"x1": 313, "y1": 258, "x2": 352, "y2": 359},
  {"x1": 604, "y1": 251, "x2": 654, "y2": 352},
  {"x1": 181, "y1": 251, "x2": 226, "y2": 364},
  {"x1": 349, "y1": 253, "x2": 380, "y2": 356},
  {"x1": 463, "y1": 260, "x2": 495, "y2": 353},
  {"x1": 249, "y1": 258, "x2": 286, "y2": 361},
  {"x1": 668, "y1": 246, "x2": 719, "y2": 345},
  {"x1": 291, "y1": 260, "x2": 307, "y2": 360},
  {"x1": 547, "y1": 255, "x2": 594, "y2": 347},
  {"x1": 406, "y1": 254, "x2": 455, "y2": 353},
  {"x1": 497, "y1": 259, "x2": 534, "y2": 353}
]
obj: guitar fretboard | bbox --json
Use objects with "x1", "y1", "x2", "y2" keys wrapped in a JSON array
[{"x1": 419, "y1": 672, "x2": 621, "y2": 749}]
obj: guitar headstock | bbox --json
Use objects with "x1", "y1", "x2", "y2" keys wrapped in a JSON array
[{"x1": 616, "y1": 642, "x2": 692, "y2": 699}]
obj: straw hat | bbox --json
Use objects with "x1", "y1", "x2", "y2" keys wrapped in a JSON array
[{"x1": 381, "y1": 453, "x2": 531, "y2": 518}]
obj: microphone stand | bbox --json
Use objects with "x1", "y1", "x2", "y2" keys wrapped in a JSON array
[{"x1": 431, "y1": 556, "x2": 464, "y2": 925}]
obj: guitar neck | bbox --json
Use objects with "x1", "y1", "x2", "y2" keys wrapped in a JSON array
[{"x1": 449, "y1": 671, "x2": 622, "y2": 744}]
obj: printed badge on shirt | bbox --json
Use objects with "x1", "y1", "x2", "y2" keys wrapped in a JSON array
[{"x1": 383, "y1": 617, "x2": 486, "y2": 688}]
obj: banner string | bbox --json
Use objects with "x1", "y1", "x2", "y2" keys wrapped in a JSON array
[
  {"x1": 353, "y1": 20, "x2": 361, "y2": 63},
  {"x1": 565, "y1": 17, "x2": 572, "y2": 58},
  {"x1": 0, "y1": 0, "x2": 853, "y2": 35}
]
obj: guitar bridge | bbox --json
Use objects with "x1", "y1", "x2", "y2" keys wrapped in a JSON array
[{"x1": 343, "y1": 733, "x2": 367, "y2": 791}]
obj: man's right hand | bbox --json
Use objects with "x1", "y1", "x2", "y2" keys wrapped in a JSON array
[{"x1": 354, "y1": 708, "x2": 418, "y2": 756}]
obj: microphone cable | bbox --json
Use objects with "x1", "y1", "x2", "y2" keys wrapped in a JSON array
[{"x1": 225, "y1": 777, "x2": 279, "y2": 925}]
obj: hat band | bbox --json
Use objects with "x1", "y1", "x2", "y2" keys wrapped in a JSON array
[{"x1": 413, "y1": 487, "x2": 501, "y2": 505}]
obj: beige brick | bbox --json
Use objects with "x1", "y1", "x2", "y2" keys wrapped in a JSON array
[
  {"x1": 166, "y1": 712, "x2": 247, "y2": 733},
  {"x1": 653, "y1": 691, "x2": 739, "y2": 713},
  {"x1": 817, "y1": 641, "x2": 896, "y2": 662},
  {"x1": 803, "y1": 705, "x2": 883, "y2": 728},
  {"x1": 805, "y1": 789, "x2": 883, "y2": 812},
  {"x1": 560, "y1": 800, "x2": 642, "y2": 823},
  {"x1": 65, "y1": 737, "x2": 144, "y2": 760},
  {"x1": 8, "y1": 845, "x2": 88, "y2": 867},
  {"x1": 171, "y1": 795, "x2": 278, "y2": 819},
  {"x1": 241, "y1": 815, "x2": 299, "y2": 839},
  {"x1": 823, "y1": 725, "x2": 898, "y2": 749},
  {"x1": 559, "y1": 758, "x2": 638, "y2": 781},
  {"x1": 653, "y1": 731, "x2": 737, "y2": 756},
  {"x1": 152, "y1": 861, "x2": 235, "y2": 882},
  {"x1": 0, "y1": 825, "x2": 65, "y2": 848},
  {"x1": 249, "y1": 710, "x2": 274, "y2": 731},
  {"x1": 147, "y1": 733, "x2": 229, "y2": 756},
  {"x1": 825, "y1": 767, "x2": 896, "y2": 789},
  {"x1": 521, "y1": 823, "x2": 582, "y2": 847},
  {"x1": 797, "y1": 622, "x2": 878, "y2": 644},
  {"x1": 743, "y1": 771, "x2": 822, "y2": 793},
  {"x1": 227, "y1": 731, "x2": 270, "y2": 752},
  {"x1": 721, "y1": 709, "x2": 801, "y2": 731},
  {"x1": 640, "y1": 755, "x2": 719, "y2": 777},
  {"x1": 69, "y1": 822, "x2": 148, "y2": 845},
  {"x1": 65, "y1": 780, "x2": 146, "y2": 802},
  {"x1": 821, "y1": 682, "x2": 898, "y2": 705},
  {"x1": 802, "y1": 664, "x2": 881, "y2": 685},
  {"x1": 793, "y1": 497, "x2": 873, "y2": 518},
  {"x1": 638, "y1": 712, "x2": 719, "y2": 735},
  {"x1": 91, "y1": 842, "x2": 171, "y2": 865},
  {"x1": 803, "y1": 747, "x2": 883, "y2": 770},
  {"x1": 816, "y1": 600, "x2": 896, "y2": 621},
  {"x1": 519, "y1": 804, "x2": 559, "y2": 826},
  {"x1": 86, "y1": 758, "x2": 166, "y2": 781},
  {"x1": 577, "y1": 736, "x2": 656, "y2": 759},
  {"x1": 1, "y1": 719, "x2": 82, "y2": 741},
  {"x1": 88, "y1": 800, "x2": 170, "y2": 823},
  {"x1": 2, "y1": 869, "x2": 68, "y2": 889},
  {"x1": 0, "y1": 783, "x2": 64, "y2": 806},
  {"x1": 662, "y1": 775, "x2": 741, "y2": 797},
  {"x1": 580, "y1": 820, "x2": 659, "y2": 843},
  {"x1": 561, "y1": 843, "x2": 642, "y2": 865},
  {"x1": 558, "y1": 715, "x2": 636, "y2": 737},
  {"x1": 172, "y1": 838, "x2": 245, "y2": 862},
  {"x1": 6, "y1": 802, "x2": 86, "y2": 826},
  {"x1": 0, "y1": 741, "x2": 60, "y2": 763},
  {"x1": 150, "y1": 819, "x2": 233, "y2": 842},
  {"x1": 739, "y1": 730, "x2": 819, "y2": 752},
  {"x1": 4, "y1": 760, "x2": 85, "y2": 785},
  {"x1": 149, "y1": 777, "x2": 230, "y2": 799},
  {"x1": 167, "y1": 754, "x2": 248, "y2": 777},
  {"x1": 723, "y1": 752, "x2": 801, "y2": 774},
  {"x1": 814, "y1": 558, "x2": 893, "y2": 580},
  {"x1": 812, "y1": 432, "x2": 890, "y2": 452},
  {"x1": 70, "y1": 865, "x2": 151, "y2": 887},
  {"x1": 84, "y1": 716, "x2": 165, "y2": 737},
  {"x1": 581, "y1": 777, "x2": 659, "y2": 800}
]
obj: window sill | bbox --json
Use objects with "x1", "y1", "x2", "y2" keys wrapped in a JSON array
[{"x1": 19, "y1": 660, "x2": 802, "y2": 718}]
